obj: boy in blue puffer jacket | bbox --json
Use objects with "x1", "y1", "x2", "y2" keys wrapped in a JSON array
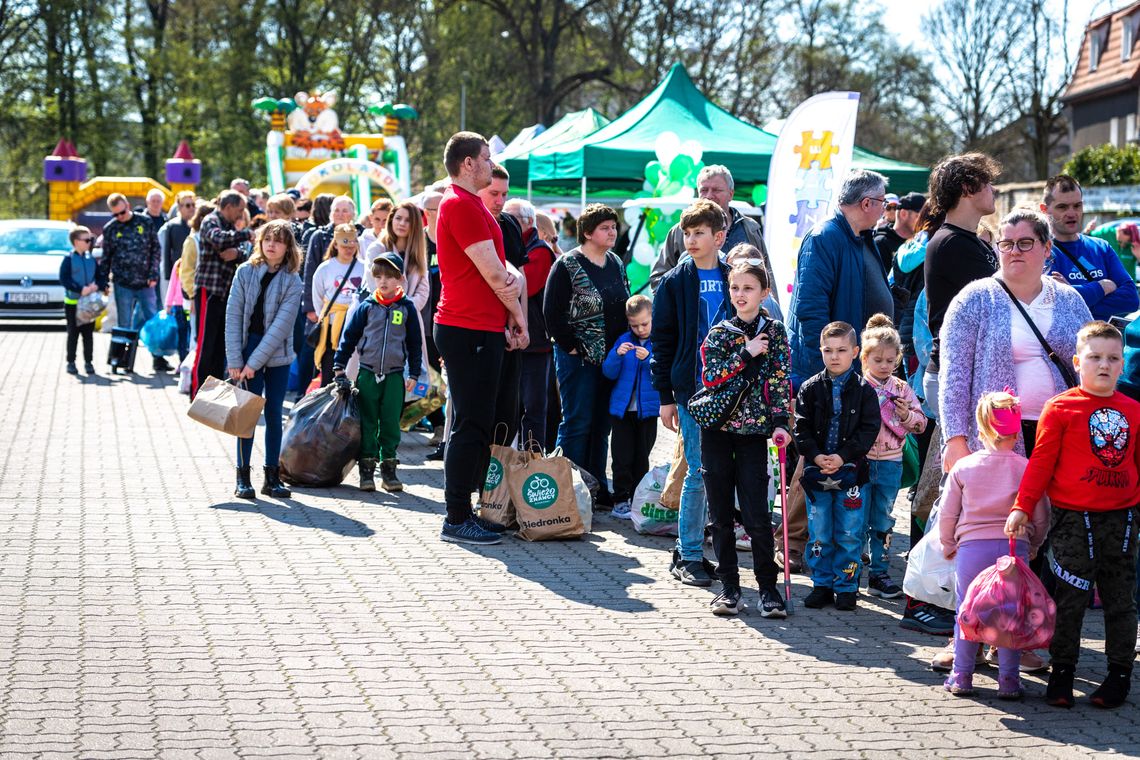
[{"x1": 602, "y1": 294, "x2": 660, "y2": 518}]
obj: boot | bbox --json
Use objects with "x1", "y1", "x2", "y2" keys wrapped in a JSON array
[
  {"x1": 234, "y1": 467, "x2": 255, "y2": 499},
  {"x1": 1089, "y1": 664, "x2": 1132, "y2": 709},
  {"x1": 1045, "y1": 664, "x2": 1075, "y2": 708},
  {"x1": 359, "y1": 458, "x2": 377, "y2": 492},
  {"x1": 380, "y1": 459, "x2": 403, "y2": 492},
  {"x1": 261, "y1": 466, "x2": 291, "y2": 498},
  {"x1": 66, "y1": 361, "x2": 79, "y2": 375}
]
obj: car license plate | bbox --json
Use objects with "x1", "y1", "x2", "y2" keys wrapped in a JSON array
[{"x1": 5, "y1": 292, "x2": 49, "y2": 304}]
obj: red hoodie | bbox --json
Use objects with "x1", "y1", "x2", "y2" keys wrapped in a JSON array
[{"x1": 1014, "y1": 387, "x2": 1140, "y2": 515}]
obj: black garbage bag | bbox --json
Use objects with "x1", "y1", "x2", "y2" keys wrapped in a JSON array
[{"x1": 279, "y1": 384, "x2": 361, "y2": 486}]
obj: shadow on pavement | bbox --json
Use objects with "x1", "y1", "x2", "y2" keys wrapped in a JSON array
[{"x1": 210, "y1": 498, "x2": 376, "y2": 537}]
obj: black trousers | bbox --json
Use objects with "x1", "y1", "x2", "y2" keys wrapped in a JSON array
[
  {"x1": 518, "y1": 352, "x2": 551, "y2": 448},
  {"x1": 610, "y1": 411, "x2": 657, "y2": 502},
  {"x1": 1048, "y1": 507, "x2": 1138, "y2": 669},
  {"x1": 435, "y1": 323, "x2": 506, "y2": 525},
  {"x1": 64, "y1": 303, "x2": 94, "y2": 363},
  {"x1": 701, "y1": 428, "x2": 777, "y2": 588},
  {"x1": 493, "y1": 348, "x2": 522, "y2": 446},
  {"x1": 191, "y1": 289, "x2": 227, "y2": 398}
]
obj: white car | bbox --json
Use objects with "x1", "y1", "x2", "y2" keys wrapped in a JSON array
[{"x1": 0, "y1": 219, "x2": 74, "y2": 319}]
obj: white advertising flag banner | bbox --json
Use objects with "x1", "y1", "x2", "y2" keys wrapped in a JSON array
[{"x1": 764, "y1": 92, "x2": 861, "y2": 315}]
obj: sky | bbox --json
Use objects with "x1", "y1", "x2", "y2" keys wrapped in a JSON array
[{"x1": 880, "y1": 0, "x2": 1122, "y2": 56}]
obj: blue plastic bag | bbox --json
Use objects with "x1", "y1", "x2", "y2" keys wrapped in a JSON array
[{"x1": 140, "y1": 310, "x2": 179, "y2": 356}]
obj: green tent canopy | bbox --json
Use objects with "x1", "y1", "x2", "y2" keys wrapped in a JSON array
[
  {"x1": 498, "y1": 108, "x2": 611, "y2": 187},
  {"x1": 526, "y1": 63, "x2": 929, "y2": 197}
]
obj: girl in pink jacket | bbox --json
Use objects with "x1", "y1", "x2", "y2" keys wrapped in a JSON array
[{"x1": 860, "y1": 314, "x2": 927, "y2": 599}]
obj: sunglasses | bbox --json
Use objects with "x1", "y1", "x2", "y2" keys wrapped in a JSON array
[
  {"x1": 77, "y1": 237, "x2": 93, "y2": 244},
  {"x1": 112, "y1": 208, "x2": 132, "y2": 219}
]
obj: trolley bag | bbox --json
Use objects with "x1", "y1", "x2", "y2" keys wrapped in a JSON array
[
  {"x1": 278, "y1": 383, "x2": 362, "y2": 486},
  {"x1": 107, "y1": 327, "x2": 139, "y2": 374}
]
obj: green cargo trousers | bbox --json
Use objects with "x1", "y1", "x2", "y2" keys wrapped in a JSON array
[{"x1": 356, "y1": 369, "x2": 405, "y2": 461}]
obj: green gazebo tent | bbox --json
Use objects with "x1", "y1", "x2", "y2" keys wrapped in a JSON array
[{"x1": 497, "y1": 108, "x2": 611, "y2": 188}]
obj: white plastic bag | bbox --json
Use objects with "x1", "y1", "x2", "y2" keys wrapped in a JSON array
[
  {"x1": 902, "y1": 502, "x2": 956, "y2": 609},
  {"x1": 630, "y1": 465, "x2": 678, "y2": 536},
  {"x1": 178, "y1": 348, "x2": 196, "y2": 395}
]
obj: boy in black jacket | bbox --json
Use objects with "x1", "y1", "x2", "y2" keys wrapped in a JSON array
[{"x1": 793, "y1": 321, "x2": 880, "y2": 611}]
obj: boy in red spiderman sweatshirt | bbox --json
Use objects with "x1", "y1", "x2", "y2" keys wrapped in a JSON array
[{"x1": 1007, "y1": 321, "x2": 1140, "y2": 709}]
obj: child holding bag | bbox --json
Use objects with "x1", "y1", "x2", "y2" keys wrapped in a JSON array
[
  {"x1": 697, "y1": 260, "x2": 792, "y2": 617},
  {"x1": 860, "y1": 314, "x2": 927, "y2": 598},
  {"x1": 939, "y1": 391, "x2": 1048, "y2": 699}
]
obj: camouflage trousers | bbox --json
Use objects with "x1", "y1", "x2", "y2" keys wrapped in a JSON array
[{"x1": 1049, "y1": 506, "x2": 1139, "y2": 669}]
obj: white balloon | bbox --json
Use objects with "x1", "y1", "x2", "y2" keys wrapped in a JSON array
[
  {"x1": 267, "y1": 131, "x2": 285, "y2": 147},
  {"x1": 623, "y1": 206, "x2": 642, "y2": 227},
  {"x1": 679, "y1": 139, "x2": 703, "y2": 165},
  {"x1": 632, "y1": 237, "x2": 656, "y2": 266},
  {"x1": 654, "y1": 132, "x2": 681, "y2": 169},
  {"x1": 677, "y1": 186, "x2": 695, "y2": 200}
]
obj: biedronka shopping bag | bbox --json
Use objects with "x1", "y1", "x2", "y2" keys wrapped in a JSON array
[
  {"x1": 478, "y1": 425, "x2": 538, "y2": 529},
  {"x1": 508, "y1": 450, "x2": 592, "y2": 541}
]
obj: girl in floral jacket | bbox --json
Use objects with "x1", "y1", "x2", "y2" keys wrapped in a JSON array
[{"x1": 699, "y1": 260, "x2": 792, "y2": 617}]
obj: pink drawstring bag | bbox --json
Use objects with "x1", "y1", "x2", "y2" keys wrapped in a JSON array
[{"x1": 958, "y1": 537, "x2": 1056, "y2": 651}]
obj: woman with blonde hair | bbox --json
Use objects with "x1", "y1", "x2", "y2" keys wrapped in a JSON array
[{"x1": 224, "y1": 219, "x2": 304, "y2": 499}]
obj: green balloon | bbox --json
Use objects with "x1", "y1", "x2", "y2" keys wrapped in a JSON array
[
  {"x1": 752, "y1": 184, "x2": 768, "y2": 206},
  {"x1": 650, "y1": 216, "x2": 673, "y2": 242},
  {"x1": 686, "y1": 161, "x2": 705, "y2": 185},
  {"x1": 669, "y1": 154, "x2": 694, "y2": 182},
  {"x1": 662, "y1": 180, "x2": 683, "y2": 197},
  {"x1": 626, "y1": 261, "x2": 650, "y2": 293},
  {"x1": 644, "y1": 160, "x2": 664, "y2": 185}
]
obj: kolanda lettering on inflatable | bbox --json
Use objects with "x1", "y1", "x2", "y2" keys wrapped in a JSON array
[
  {"x1": 484, "y1": 457, "x2": 503, "y2": 490},
  {"x1": 523, "y1": 474, "x2": 559, "y2": 509},
  {"x1": 293, "y1": 158, "x2": 405, "y2": 201}
]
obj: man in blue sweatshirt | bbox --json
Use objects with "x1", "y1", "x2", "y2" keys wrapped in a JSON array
[{"x1": 1041, "y1": 174, "x2": 1138, "y2": 322}]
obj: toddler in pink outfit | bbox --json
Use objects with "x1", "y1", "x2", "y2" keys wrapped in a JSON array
[{"x1": 939, "y1": 391, "x2": 1048, "y2": 699}]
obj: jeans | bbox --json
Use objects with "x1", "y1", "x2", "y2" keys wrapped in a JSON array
[
  {"x1": 436, "y1": 323, "x2": 506, "y2": 525},
  {"x1": 115, "y1": 284, "x2": 158, "y2": 355},
  {"x1": 922, "y1": 370, "x2": 940, "y2": 422},
  {"x1": 702, "y1": 428, "x2": 777, "y2": 588},
  {"x1": 64, "y1": 303, "x2": 94, "y2": 363},
  {"x1": 862, "y1": 458, "x2": 903, "y2": 577},
  {"x1": 675, "y1": 403, "x2": 707, "y2": 561},
  {"x1": 953, "y1": 539, "x2": 1028, "y2": 678},
  {"x1": 518, "y1": 351, "x2": 551, "y2": 448},
  {"x1": 553, "y1": 346, "x2": 613, "y2": 498},
  {"x1": 806, "y1": 484, "x2": 866, "y2": 592},
  {"x1": 236, "y1": 334, "x2": 291, "y2": 469},
  {"x1": 171, "y1": 306, "x2": 190, "y2": 362}
]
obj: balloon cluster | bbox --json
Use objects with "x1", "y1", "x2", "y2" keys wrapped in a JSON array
[{"x1": 624, "y1": 132, "x2": 705, "y2": 291}]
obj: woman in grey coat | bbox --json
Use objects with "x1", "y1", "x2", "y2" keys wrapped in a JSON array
[
  {"x1": 225, "y1": 219, "x2": 304, "y2": 499},
  {"x1": 940, "y1": 208, "x2": 1093, "y2": 471}
]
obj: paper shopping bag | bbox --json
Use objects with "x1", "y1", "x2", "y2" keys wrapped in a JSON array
[
  {"x1": 660, "y1": 434, "x2": 687, "y2": 511},
  {"x1": 509, "y1": 452, "x2": 586, "y2": 541},
  {"x1": 187, "y1": 376, "x2": 265, "y2": 439}
]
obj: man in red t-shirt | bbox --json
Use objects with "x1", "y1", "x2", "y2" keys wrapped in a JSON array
[{"x1": 435, "y1": 132, "x2": 529, "y2": 546}]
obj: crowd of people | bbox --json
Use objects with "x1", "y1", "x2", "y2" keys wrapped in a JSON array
[{"x1": 58, "y1": 134, "x2": 1140, "y2": 708}]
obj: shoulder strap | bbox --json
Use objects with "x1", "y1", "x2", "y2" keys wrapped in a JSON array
[
  {"x1": 317, "y1": 259, "x2": 356, "y2": 321},
  {"x1": 1052, "y1": 240, "x2": 1096, "y2": 281},
  {"x1": 996, "y1": 279, "x2": 1078, "y2": 388}
]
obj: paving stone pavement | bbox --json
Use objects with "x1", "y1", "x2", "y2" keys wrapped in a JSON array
[{"x1": 0, "y1": 326, "x2": 1135, "y2": 759}]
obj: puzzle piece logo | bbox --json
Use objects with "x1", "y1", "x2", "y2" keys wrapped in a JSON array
[
  {"x1": 794, "y1": 130, "x2": 839, "y2": 170},
  {"x1": 789, "y1": 200, "x2": 827, "y2": 236},
  {"x1": 795, "y1": 164, "x2": 832, "y2": 205}
]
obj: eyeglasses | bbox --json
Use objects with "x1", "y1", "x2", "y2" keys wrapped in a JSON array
[
  {"x1": 180, "y1": 202, "x2": 196, "y2": 208},
  {"x1": 863, "y1": 197, "x2": 887, "y2": 206},
  {"x1": 112, "y1": 208, "x2": 131, "y2": 219},
  {"x1": 996, "y1": 237, "x2": 1040, "y2": 253}
]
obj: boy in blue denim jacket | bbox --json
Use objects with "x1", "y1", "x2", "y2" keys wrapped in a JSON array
[{"x1": 603, "y1": 295, "x2": 660, "y2": 518}]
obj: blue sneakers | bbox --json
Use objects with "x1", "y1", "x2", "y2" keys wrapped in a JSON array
[{"x1": 441, "y1": 517, "x2": 503, "y2": 545}]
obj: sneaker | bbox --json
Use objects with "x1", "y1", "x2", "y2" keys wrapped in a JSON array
[
  {"x1": 899, "y1": 598, "x2": 955, "y2": 636},
  {"x1": 931, "y1": 640, "x2": 988, "y2": 672},
  {"x1": 803, "y1": 586, "x2": 834, "y2": 608},
  {"x1": 997, "y1": 674, "x2": 1023, "y2": 701},
  {"x1": 734, "y1": 524, "x2": 752, "y2": 551},
  {"x1": 835, "y1": 591, "x2": 857, "y2": 611},
  {"x1": 426, "y1": 444, "x2": 445, "y2": 462},
  {"x1": 428, "y1": 429, "x2": 445, "y2": 447},
  {"x1": 66, "y1": 362, "x2": 78, "y2": 375},
  {"x1": 1089, "y1": 665, "x2": 1132, "y2": 709},
  {"x1": 668, "y1": 548, "x2": 681, "y2": 575},
  {"x1": 944, "y1": 671, "x2": 975, "y2": 696},
  {"x1": 611, "y1": 501, "x2": 632, "y2": 519},
  {"x1": 758, "y1": 585, "x2": 787, "y2": 619},
  {"x1": 84, "y1": 362, "x2": 96, "y2": 374},
  {"x1": 472, "y1": 515, "x2": 509, "y2": 534},
  {"x1": 711, "y1": 586, "x2": 744, "y2": 616},
  {"x1": 985, "y1": 647, "x2": 1050, "y2": 673},
  {"x1": 153, "y1": 356, "x2": 172, "y2": 372},
  {"x1": 867, "y1": 573, "x2": 904, "y2": 599},
  {"x1": 672, "y1": 559, "x2": 713, "y2": 587},
  {"x1": 440, "y1": 517, "x2": 503, "y2": 546}
]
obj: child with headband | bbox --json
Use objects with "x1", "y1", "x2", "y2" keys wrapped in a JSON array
[{"x1": 939, "y1": 391, "x2": 1048, "y2": 699}]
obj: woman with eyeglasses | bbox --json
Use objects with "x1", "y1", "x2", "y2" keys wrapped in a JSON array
[
  {"x1": 59, "y1": 226, "x2": 107, "y2": 375},
  {"x1": 939, "y1": 208, "x2": 1092, "y2": 473}
]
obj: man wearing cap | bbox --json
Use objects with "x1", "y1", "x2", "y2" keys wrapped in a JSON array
[
  {"x1": 874, "y1": 193, "x2": 900, "y2": 234},
  {"x1": 434, "y1": 132, "x2": 528, "y2": 546},
  {"x1": 333, "y1": 251, "x2": 422, "y2": 493}
]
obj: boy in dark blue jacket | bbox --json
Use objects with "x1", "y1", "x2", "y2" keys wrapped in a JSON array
[
  {"x1": 603, "y1": 295, "x2": 660, "y2": 518},
  {"x1": 59, "y1": 226, "x2": 107, "y2": 375}
]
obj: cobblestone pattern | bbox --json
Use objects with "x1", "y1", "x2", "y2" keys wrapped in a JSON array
[{"x1": 0, "y1": 328, "x2": 1134, "y2": 759}]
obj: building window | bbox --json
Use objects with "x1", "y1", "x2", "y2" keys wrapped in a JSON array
[
  {"x1": 1125, "y1": 16, "x2": 1135, "y2": 61},
  {"x1": 1112, "y1": 117, "x2": 1121, "y2": 146},
  {"x1": 1128, "y1": 114, "x2": 1138, "y2": 143},
  {"x1": 1092, "y1": 23, "x2": 1108, "y2": 71}
]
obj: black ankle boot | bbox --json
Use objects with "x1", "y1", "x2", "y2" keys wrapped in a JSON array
[
  {"x1": 1090, "y1": 665, "x2": 1132, "y2": 708},
  {"x1": 234, "y1": 467, "x2": 255, "y2": 499},
  {"x1": 261, "y1": 466, "x2": 291, "y2": 498},
  {"x1": 1046, "y1": 664, "x2": 1075, "y2": 708}
]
